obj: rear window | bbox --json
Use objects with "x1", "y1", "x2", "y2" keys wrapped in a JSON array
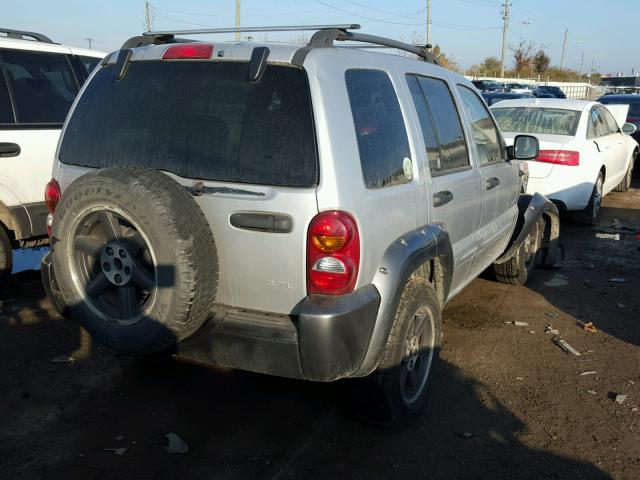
[
  {"x1": 492, "y1": 107, "x2": 581, "y2": 136},
  {"x1": 59, "y1": 61, "x2": 318, "y2": 187}
]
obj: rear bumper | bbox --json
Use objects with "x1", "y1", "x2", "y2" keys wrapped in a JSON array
[
  {"x1": 43, "y1": 249, "x2": 382, "y2": 382},
  {"x1": 178, "y1": 285, "x2": 381, "y2": 382},
  {"x1": 526, "y1": 176, "x2": 591, "y2": 211}
]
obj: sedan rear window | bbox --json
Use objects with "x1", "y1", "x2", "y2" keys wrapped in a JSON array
[
  {"x1": 492, "y1": 107, "x2": 581, "y2": 136},
  {"x1": 59, "y1": 61, "x2": 318, "y2": 187}
]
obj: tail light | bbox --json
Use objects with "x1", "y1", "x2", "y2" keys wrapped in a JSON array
[
  {"x1": 307, "y1": 211, "x2": 360, "y2": 295},
  {"x1": 536, "y1": 150, "x2": 580, "y2": 166},
  {"x1": 162, "y1": 44, "x2": 213, "y2": 60},
  {"x1": 44, "y1": 178, "x2": 61, "y2": 237}
]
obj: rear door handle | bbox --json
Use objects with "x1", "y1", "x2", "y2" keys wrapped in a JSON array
[
  {"x1": 486, "y1": 177, "x2": 500, "y2": 190},
  {"x1": 0, "y1": 143, "x2": 20, "y2": 157},
  {"x1": 433, "y1": 190, "x2": 453, "y2": 207}
]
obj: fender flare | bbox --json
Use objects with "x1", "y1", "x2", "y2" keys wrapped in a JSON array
[
  {"x1": 354, "y1": 223, "x2": 454, "y2": 376},
  {"x1": 0, "y1": 200, "x2": 30, "y2": 240},
  {"x1": 494, "y1": 193, "x2": 562, "y2": 267}
]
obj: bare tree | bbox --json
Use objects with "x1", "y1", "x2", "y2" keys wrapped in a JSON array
[{"x1": 511, "y1": 40, "x2": 536, "y2": 76}]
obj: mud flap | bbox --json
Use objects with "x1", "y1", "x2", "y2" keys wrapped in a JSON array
[{"x1": 494, "y1": 193, "x2": 564, "y2": 267}]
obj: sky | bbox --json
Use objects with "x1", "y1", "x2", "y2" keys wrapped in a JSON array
[{"x1": 4, "y1": 0, "x2": 638, "y2": 75}]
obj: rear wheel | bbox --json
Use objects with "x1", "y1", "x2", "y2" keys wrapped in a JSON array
[
  {"x1": 0, "y1": 226, "x2": 12, "y2": 288},
  {"x1": 494, "y1": 216, "x2": 545, "y2": 285},
  {"x1": 51, "y1": 167, "x2": 218, "y2": 355},
  {"x1": 613, "y1": 156, "x2": 634, "y2": 192},
  {"x1": 373, "y1": 278, "x2": 441, "y2": 425},
  {"x1": 571, "y1": 172, "x2": 603, "y2": 226}
]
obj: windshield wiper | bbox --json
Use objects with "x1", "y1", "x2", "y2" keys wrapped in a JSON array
[{"x1": 190, "y1": 182, "x2": 265, "y2": 197}]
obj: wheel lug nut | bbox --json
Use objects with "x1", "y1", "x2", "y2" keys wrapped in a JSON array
[
  {"x1": 106, "y1": 247, "x2": 114, "y2": 256},
  {"x1": 124, "y1": 266, "x2": 131, "y2": 276},
  {"x1": 119, "y1": 249, "x2": 127, "y2": 259},
  {"x1": 103, "y1": 263, "x2": 111, "y2": 272},
  {"x1": 114, "y1": 274, "x2": 122, "y2": 284}
]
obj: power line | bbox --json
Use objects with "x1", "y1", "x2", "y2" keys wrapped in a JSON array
[{"x1": 153, "y1": 6, "x2": 220, "y2": 17}]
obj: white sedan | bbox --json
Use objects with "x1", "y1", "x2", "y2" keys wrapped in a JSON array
[{"x1": 490, "y1": 98, "x2": 638, "y2": 224}]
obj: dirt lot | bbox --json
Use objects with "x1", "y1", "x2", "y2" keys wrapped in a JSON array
[{"x1": 1, "y1": 180, "x2": 638, "y2": 480}]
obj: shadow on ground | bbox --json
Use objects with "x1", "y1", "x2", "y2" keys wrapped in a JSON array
[{"x1": 0, "y1": 272, "x2": 610, "y2": 479}]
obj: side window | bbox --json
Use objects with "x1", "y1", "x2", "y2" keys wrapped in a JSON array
[
  {"x1": 416, "y1": 76, "x2": 469, "y2": 174},
  {"x1": 590, "y1": 108, "x2": 609, "y2": 138},
  {"x1": 406, "y1": 75, "x2": 442, "y2": 172},
  {"x1": 345, "y1": 69, "x2": 411, "y2": 189},
  {"x1": 599, "y1": 106, "x2": 620, "y2": 135},
  {"x1": 2, "y1": 49, "x2": 79, "y2": 124},
  {"x1": 79, "y1": 55, "x2": 101, "y2": 76},
  {"x1": 457, "y1": 85, "x2": 504, "y2": 165},
  {"x1": 0, "y1": 66, "x2": 14, "y2": 123}
]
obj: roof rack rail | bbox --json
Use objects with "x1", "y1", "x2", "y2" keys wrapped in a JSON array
[
  {"x1": 311, "y1": 30, "x2": 438, "y2": 64},
  {"x1": 0, "y1": 28, "x2": 54, "y2": 44},
  {"x1": 142, "y1": 24, "x2": 361, "y2": 36}
]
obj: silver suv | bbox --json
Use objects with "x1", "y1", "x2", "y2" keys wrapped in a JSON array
[{"x1": 42, "y1": 25, "x2": 561, "y2": 422}]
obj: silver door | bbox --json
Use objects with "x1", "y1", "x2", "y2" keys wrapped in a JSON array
[
  {"x1": 456, "y1": 85, "x2": 518, "y2": 272},
  {"x1": 406, "y1": 75, "x2": 483, "y2": 295}
]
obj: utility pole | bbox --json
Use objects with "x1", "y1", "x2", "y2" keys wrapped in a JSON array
[
  {"x1": 85, "y1": 37, "x2": 94, "y2": 49},
  {"x1": 560, "y1": 28, "x2": 568, "y2": 69},
  {"x1": 426, "y1": 0, "x2": 432, "y2": 48},
  {"x1": 235, "y1": 0, "x2": 241, "y2": 41},
  {"x1": 144, "y1": 1, "x2": 154, "y2": 32},
  {"x1": 579, "y1": 52, "x2": 584, "y2": 76},
  {"x1": 500, "y1": 1, "x2": 511, "y2": 78}
]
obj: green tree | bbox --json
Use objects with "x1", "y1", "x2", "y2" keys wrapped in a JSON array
[{"x1": 532, "y1": 49, "x2": 551, "y2": 75}]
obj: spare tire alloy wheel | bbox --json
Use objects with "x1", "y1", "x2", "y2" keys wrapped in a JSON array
[
  {"x1": 51, "y1": 167, "x2": 218, "y2": 355},
  {"x1": 71, "y1": 208, "x2": 156, "y2": 324}
]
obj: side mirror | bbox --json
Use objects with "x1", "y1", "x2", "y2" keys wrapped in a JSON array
[
  {"x1": 507, "y1": 135, "x2": 540, "y2": 160},
  {"x1": 622, "y1": 122, "x2": 637, "y2": 135}
]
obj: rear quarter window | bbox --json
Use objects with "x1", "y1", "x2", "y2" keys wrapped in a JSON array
[{"x1": 345, "y1": 69, "x2": 411, "y2": 189}]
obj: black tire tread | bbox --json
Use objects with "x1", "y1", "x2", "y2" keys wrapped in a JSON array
[{"x1": 54, "y1": 167, "x2": 218, "y2": 355}]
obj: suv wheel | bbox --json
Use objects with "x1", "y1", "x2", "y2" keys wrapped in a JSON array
[
  {"x1": 51, "y1": 167, "x2": 218, "y2": 355},
  {"x1": 493, "y1": 216, "x2": 545, "y2": 285},
  {"x1": 374, "y1": 277, "x2": 441, "y2": 424},
  {"x1": 0, "y1": 226, "x2": 12, "y2": 287}
]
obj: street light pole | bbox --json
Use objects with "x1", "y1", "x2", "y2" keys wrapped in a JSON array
[{"x1": 235, "y1": 0, "x2": 241, "y2": 41}]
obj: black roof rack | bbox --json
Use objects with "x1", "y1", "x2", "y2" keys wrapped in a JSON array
[
  {"x1": 121, "y1": 24, "x2": 438, "y2": 65},
  {"x1": 0, "y1": 28, "x2": 54, "y2": 44}
]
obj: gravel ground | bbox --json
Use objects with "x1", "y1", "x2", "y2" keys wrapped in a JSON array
[{"x1": 1, "y1": 179, "x2": 638, "y2": 480}]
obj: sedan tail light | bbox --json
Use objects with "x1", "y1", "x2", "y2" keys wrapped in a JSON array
[
  {"x1": 536, "y1": 150, "x2": 580, "y2": 166},
  {"x1": 44, "y1": 178, "x2": 61, "y2": 236},
  {"x1": 307, "y1": 211, "x2": 360, "y2": 295}
]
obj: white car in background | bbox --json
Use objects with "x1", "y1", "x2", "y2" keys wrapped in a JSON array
[
  {"x1": 0, "y1": 28, "x2": 105, "y2": 285},
  {"x1": 505, "y1": 83, "x2": 533, "y2": 95},
  {"x1": 491, "y1": 98, "x2": 638, "y2": 224}
]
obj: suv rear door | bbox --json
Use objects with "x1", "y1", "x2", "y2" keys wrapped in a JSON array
[
  {"x1": 0, "y1": 46, "x2": 79, "y2": 235},
  {"x1": 406, "y1": 74, "x2": 482, "y2": 295},
  {"x1": 56, "y1": 59, "x2": 319, "y2": 315},
  {"x1": 456, "y1": 84, "x2": 517, "y2": 271}
]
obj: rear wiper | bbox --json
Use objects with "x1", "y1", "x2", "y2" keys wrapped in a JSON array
[{"x1": 190, "y1": 182, "x2": 265, "y2": 197}]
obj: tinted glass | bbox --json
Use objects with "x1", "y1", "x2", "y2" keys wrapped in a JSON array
[
  {"x1": 417, "y1": 76, "x2": 469, "y2": 172},
  {"x1": 457, "y1": 85, "x2": 503, "y2": 165},
  {"x1": 599, "y1": 106, "x2": 620, "y2": 134},
  {"x1": 406, "y1": 76, "x2": 441, "y2": 172},
  {"x1": 346, "y1": 69, "x2": 411, "y2": 189},
  {"x1": 60, "y1": 61, "x2": 318, "y2": 187},
  {"x1": 492, "y1": 107, "x2": 581, "y2": 136},
  {"x1": 2, "y1": 49, "x2": 78, "y2": 124},
  {"x1": 0, "y1": 71, "x2": 14, "y2": 123},
  {"x1": 79, "y1": 55, "x2": 101, "y2": 75}
]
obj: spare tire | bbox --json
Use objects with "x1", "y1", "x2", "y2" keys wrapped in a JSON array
[{"x1": 51, "y1": 167, "x2": 218, "y2": 355}]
